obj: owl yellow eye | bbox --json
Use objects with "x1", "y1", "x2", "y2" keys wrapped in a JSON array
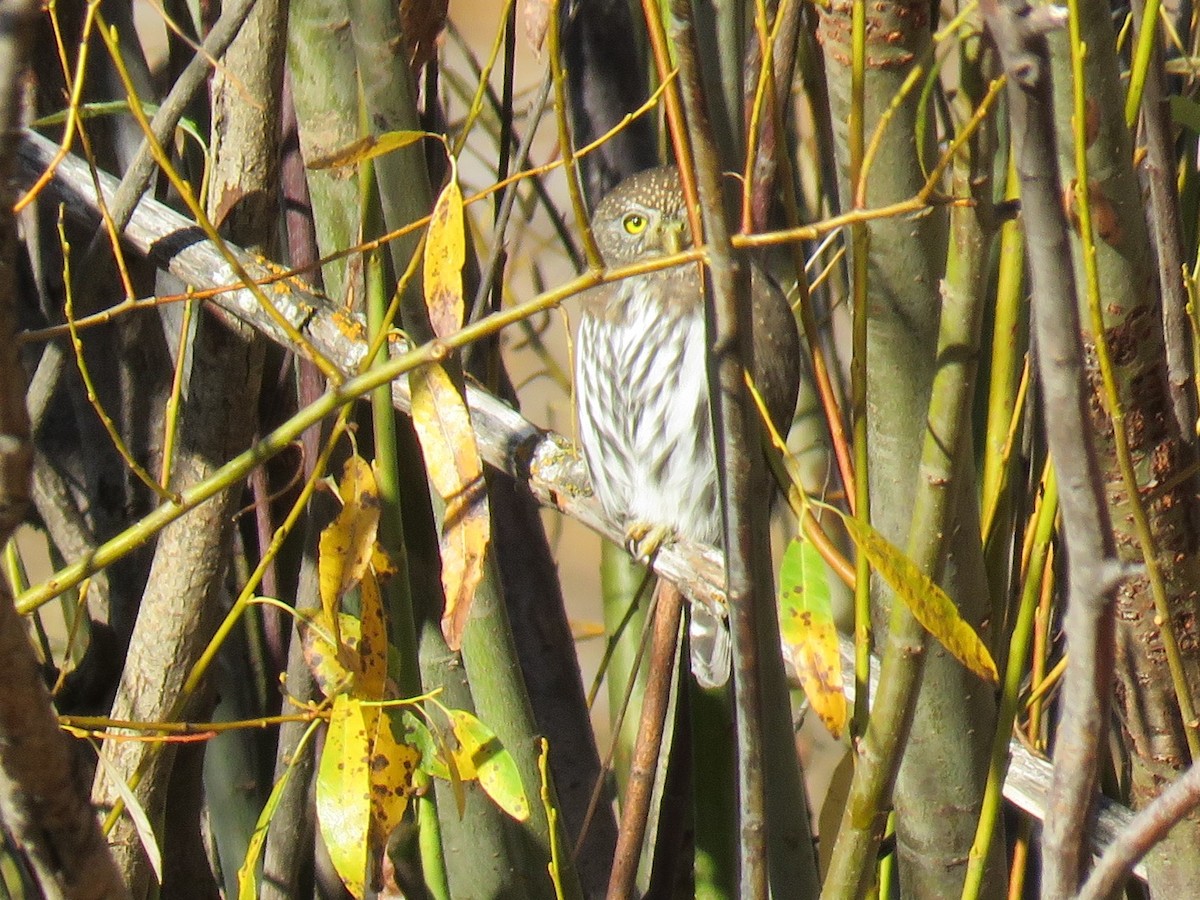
[{"x1": 622, "y1": 213, "x2": 648, "y2": 235}]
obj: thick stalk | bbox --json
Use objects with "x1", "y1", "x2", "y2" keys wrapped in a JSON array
[
  {"x1": 981, "y1": 1, "x2": 1120, "y2": 894},
  {"x1": 1048, "y1": 0, "x2": 1200, "y2": 888},
  {"x1": 669, "y1": 2, "x2": 819, "y2": 896},
  {"x1": 819, "y1": 0, "x2": 998, "y2": 895}
]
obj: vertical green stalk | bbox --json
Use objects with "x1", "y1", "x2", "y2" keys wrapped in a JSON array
[
  {"x1": 979, "y1": 154, "x2": 1025, "y2": 546},
  {"x1": 691, "y1": 684, "x2": 736, "y2": 900},
  {"x1": 1123, "y1": 0, "x2": 1161, "y2": 125},
  {"x1": 364, "y1": 209, "x2": 421, "y2": 699},
  {"x1": 820, "y1": 15, "x2": 996, "y2": 887},
  {"x1": 601, "y1": 543, "x2": 650, "y2": 797},
  {"x1": 416, "y1": 786, "x2": 449, "y2": 900},
  {"x1": 961, "y1": 465, "x2": 1057, "y2": 899},
  {"x1": 848, "y1": 0, "x2": 873, "y2": 745}
]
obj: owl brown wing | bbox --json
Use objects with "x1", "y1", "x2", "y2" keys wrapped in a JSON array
[{"x1": 749, "y1": 265, "x2": 802, "y2": 437}]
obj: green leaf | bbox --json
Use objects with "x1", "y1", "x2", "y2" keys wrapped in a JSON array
[
  {"x1": 31, "y1": 101, "x2": 208, "y2": 154},
  {"x1": 841, "y1": 514, "x2": 998, "y2": 683},
  {"x1": 402, "y1": 710, "x2": 448, "y2": 779},
  {"x1": 93, "y1": 740, "x2": 163, "y2": 885},
  {"x1": 1170, "y1": 94, "x2": 1200, "y2": 134},
  {"x1": 778, "y1": 537, "x2": 847, "y2": 738},
  {"x1": 448, "y1": 709, "x2": 529, "y2": 822},
  {"x1": 306, "y1": 131, "x2": 432, "y2": 169}
]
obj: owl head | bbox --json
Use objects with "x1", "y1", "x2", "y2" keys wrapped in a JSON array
[{"x1": 590, "y1": 165, "x2": 692, "y2": 267}]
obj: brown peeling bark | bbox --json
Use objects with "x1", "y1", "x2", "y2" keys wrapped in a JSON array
[
  {"x1": 1046, "y1": 0, "x2": 1200, "y2": 888},
  {"x1": 92, "y1": 0, "x2": 279, "y2": 892}
]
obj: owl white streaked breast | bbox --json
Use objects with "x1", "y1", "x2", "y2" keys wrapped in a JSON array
[{"x1": 573, "y1": 165, "x2": 801, "y2": 688}]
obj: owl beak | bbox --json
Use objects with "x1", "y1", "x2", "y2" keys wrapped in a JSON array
[{"x1": 661, "y1": 220, "x2": 685, "y2": 257}]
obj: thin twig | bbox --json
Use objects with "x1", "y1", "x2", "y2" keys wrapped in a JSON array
[
  {"x1": 671, "y1": 5, "x2": 769, "y2": 894},
  {"x1": 605, "y1": 582, "x2": 682, "y2": 899},
  {"x1": 1130, "y1": 0, "x2": 1195, "y2": 443},
  {"x1": 1076, "y1": 761, "x2": 1200, "y2": 900}
]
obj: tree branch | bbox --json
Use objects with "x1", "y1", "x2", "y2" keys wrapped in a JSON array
[
  {"x1": 979, "y1": 1, "x2": 1120, "y2": 896},
  {"x1": 1076, "y1": 760, "x2": 1200, "y2": 899},
  {"x1": 15, "y1": 130, "x2": 1151, "y2": 887},
  {"x1": 0, "y1": 7, "x2": 127, "y2": 896},
  {"x1": 668, "y1": 2, "x2": 773, "y2": 894}
]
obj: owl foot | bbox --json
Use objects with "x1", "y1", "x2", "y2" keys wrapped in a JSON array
[{"x1": 624, "y1": 522, "x2": 673, "y2": 564}]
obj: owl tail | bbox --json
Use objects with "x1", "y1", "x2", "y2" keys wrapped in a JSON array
[{"x1": 688, "y1": 600, "x2": 731, "y2": 689}]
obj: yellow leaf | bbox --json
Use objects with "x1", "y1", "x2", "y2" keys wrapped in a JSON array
[
  {"x1": 840, "y1": 514, "x2": 998, "y2": 683},
  {"x1": 449, "y1": 709, "x2": 529, "y2": 822},
  {"x1": 318, "y1": 456, "x2": 382, "y2": 638},
  {"x1": 443, "y1": 733, "x2": 468, "y2": 819},
  {"x1": 300, "y1": 609, "x2": 360, "y2": 699},
  {"x1": 357, "y1": 569, "x2": 388, "y2": 700},
  {"x1": 569, "y1": 619, "x2": 606, "y2": 641},
  {"x1": 306, "y1": 131, "x2": 431, "y2": 170},
  {"x1": 423, "y1": 165, "x2": 465, "y2": 340},
  {"x1": 778, "y1": 538, "x2": 846, "y2": 739},
  {"x1": 409, "y1": 364, "x2": 490, "y2": 651},
  {"x1": 368, "y1": 709, "x2": 421, "y2": 844},
  {"x1": 316, "y1": 695, "x2": 373, "y2": 898},
  {"x1": 371, "y1": 545, "x2": 400, "y2": 581}
]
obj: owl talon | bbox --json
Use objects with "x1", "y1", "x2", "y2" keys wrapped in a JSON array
[{"x1": 624, "y1": 522, "x2": 673, "y2": 563}]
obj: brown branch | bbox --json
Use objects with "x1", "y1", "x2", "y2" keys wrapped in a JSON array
[
  {"x1": 979, "y1": 1, "x2": 1121, "y2": 896},
  {"x1": 606, "y1": 582, "x2": 682, "y2": 900},
  {"x1": 745, "y1": 0, "x2": 804, "y2": 230},
  {"x1": 1129, "y1": 0, "x2": 1194, "y2": 444},
  {"x1": 668, "y1": 4, "x2": 820, "y2": 896},
  {"x1": 1075, "y1": 761, "x2": 1200, "y2": 899},
  {"x1": 92, "y1": 1, "x2": 281, "y2": 888},
  {"x1": 260, "y1": 74, "x2": 325, "y2": 900},
  {"x1": 667, "y1": 4, "x2": 770, "y2": 896}
]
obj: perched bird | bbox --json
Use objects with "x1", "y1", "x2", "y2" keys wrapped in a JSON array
[{"x1": 574, "y1": 165, "x2": 801, "y2": 688}]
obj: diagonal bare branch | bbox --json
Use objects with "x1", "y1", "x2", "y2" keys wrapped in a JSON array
[{"x1": 14, "y1": 129, "x2": 1147, "y2": 886}]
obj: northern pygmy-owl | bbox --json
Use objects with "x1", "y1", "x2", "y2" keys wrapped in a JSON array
[{"x1": 574, "y1": 165, "x2": 801, "y2": 688}]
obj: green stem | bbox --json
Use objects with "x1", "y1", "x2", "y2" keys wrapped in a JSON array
[
  {"x1": 1124, "y1": 0, "x2": 1162, "y2": 126},
  {"x1": 961, "y1": 465, "x2": 1057, "y2": 899},
  {"x1": 848, "y1": 0, "x2": 873, "y2": 742},
  {"x1": 366, "y1": 229, "x2": 422, "y2": 699}
]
